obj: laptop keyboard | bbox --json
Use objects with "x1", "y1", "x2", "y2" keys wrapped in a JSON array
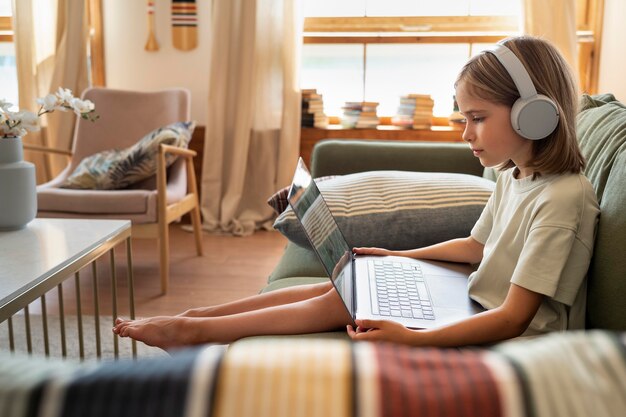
[{"x1": 368, "y1": 260, "x2": 435, "y2": 320}]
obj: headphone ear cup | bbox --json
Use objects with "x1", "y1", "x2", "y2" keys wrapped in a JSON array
[{"x1": 510, "y1": 95, "x2": 560, "y2": 140}]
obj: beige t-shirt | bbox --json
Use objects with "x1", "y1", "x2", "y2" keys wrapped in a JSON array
[{"x1": 469, "y1": 169, "x2": 599, "y2": 335}]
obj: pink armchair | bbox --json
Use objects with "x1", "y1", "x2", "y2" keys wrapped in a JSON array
[{"x1": 36, "y1": 87, "x2": 203, "y2": 294}]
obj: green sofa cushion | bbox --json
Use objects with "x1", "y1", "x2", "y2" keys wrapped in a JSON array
[
  {"x1": 577, "y1": 94, "x2": 626, "y2": 330},
  {"x1": 579, "y1": 94, "x2": 626, "y2": 200},
  {"x1": 310, "y1": 140, "x2": 484, "y2": 177},
  {"x1": 267, "y1": 242, "x2": 326, "y2": 283}
]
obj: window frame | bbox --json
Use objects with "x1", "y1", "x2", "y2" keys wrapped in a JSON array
[
  {"x1": 87, "y1": 0, "x2": 106, "y2": 86},
  {"x1": 0, "y1": 16, "x2": 10, "y2": 42},
  {"x1": 304, "y1": 15, "x2": 518, "y2": 44}
]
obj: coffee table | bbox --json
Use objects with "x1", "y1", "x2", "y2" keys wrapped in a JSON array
[{"x1": 0, "y1": 218, "x2": 136, "y2": 359}]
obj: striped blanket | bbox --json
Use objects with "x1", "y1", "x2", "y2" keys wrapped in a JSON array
[{"x1": 1, "y1": 331, "x2": 624, "y2": 417}]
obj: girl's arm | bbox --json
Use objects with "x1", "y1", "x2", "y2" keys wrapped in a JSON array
[
  {"x1": 353, "y1": 236, "x2": 484, "y2": 264},
  {"x1": 348, "y1": 283, "x2": 543, "y2": 347}
]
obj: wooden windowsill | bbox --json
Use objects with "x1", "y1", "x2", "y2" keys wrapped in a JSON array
[{"x1": 314, "y1": 124, "x2": 459, "y2": 132}]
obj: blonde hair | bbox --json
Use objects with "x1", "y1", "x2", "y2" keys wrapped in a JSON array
[{"x1": 456, "y1": 36, "x2": 585, "y2": 176}]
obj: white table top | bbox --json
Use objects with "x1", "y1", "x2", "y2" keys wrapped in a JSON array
[{"x1": 0, "y1": 218, "x2": 131, "y2": 314}]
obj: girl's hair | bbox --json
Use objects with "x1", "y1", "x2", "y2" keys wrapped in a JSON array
[{"x1": 456, "y1": 36, "x2": 585, "y2": 175}]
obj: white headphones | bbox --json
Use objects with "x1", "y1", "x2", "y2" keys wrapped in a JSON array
[{"x1": 486, "y1": 43, "x2": 559, "y2": 140}]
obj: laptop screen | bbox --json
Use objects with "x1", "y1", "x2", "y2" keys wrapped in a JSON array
[{"x1": 287, "y1": 158, "x2": 355, "y2": 317}]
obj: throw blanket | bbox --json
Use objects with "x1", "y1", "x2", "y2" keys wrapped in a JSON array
[{"x1": 0, "y1": 331, "x2": 624, "y2": 417}]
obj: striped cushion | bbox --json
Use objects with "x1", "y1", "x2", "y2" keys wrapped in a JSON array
[
  {"x1": 267, "y1": 175, "x2": 337, "y2": 214},
  {"x1": 273, "y1": 171, "x2": 495, "y2": 250}
]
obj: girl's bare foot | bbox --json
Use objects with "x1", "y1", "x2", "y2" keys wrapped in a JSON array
[{"x1": 112, "y1": 316, "x2": 199, "y2": 350}]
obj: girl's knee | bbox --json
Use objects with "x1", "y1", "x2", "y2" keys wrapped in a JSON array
[
  {"x1": 320, "y1": 286, "x2": 344, "y2": 307},
  {"x1": 319, "y1": 287, "x2": 352, "y2": 324}
]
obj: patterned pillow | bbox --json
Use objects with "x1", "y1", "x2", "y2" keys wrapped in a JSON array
[
  {"x1": 267, "y1": 175, "x2": 337, "y2": 214},
  {"x1": 61, "y1": 121, "x2": 196, "y2": 190},
  {"x1": 273, "y1": 170, "x2": 495, "y2": 250}
]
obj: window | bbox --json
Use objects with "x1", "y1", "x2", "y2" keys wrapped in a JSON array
[
  {"x1": 0, "y1": 0, "x2": 106, "y2": 103},
  {"x1": 301, "y1": 0, "x2": 604, "y2": 123},
  {"x1": 0, "y1": 1, "x2": 18, "y2": 106},
  {"x1": 301, "y1": 0, "x2": 519, "y2": 120}
]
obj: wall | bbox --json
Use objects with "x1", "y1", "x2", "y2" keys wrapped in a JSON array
[
  {"x1": 103, "y1": 0, "x2": 212, "y2": 125},
  {"x1": 598, "y1": 0, "x2": 626, "y2": 102}
]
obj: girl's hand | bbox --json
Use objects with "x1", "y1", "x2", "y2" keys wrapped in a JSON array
[
  {"x1": 347, "y1": 319, "x2": 419, "y2": 345},
  {"x1": 352, "y1": 247, "x2": 393, "y2": 257}
]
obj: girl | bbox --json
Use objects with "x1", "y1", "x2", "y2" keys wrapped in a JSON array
[{"x1": 113, "y1": 36, "x2": 599, "y2": 349}]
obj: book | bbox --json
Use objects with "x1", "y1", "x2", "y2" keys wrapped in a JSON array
[
  {"x1": 301, "y1": 88, "x2": 328, "y2": 128},
  {"x1": 341, "y1": 101, "x2": 380, "y2": 129},
  {"x1": 393, "y1": 94, "x2": 434, "y2": 129}
]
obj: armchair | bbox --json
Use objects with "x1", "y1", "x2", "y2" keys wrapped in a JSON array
[{"x1": 35, "y1": 87, "x2": 203, "y2": 294}]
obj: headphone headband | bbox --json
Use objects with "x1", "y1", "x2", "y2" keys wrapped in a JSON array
[{"x1": 487, "y1": 44, "x2": 537, "y2": 99}]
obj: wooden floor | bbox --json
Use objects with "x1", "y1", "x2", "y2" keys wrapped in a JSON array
[
  {"x1": 129, "y1": 226, "x2": 289, "y2": 317},
  {"x1": 22, "y1": 225, "x2": 289, "y2": 319}
]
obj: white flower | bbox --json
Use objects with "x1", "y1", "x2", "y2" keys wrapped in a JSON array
[
  {"x1": 0, "y1": 112, "x2": 12, "y2": 135},
  {"x1": 15, "y1": 110, "x2": 40, "y2": 132},
  {"x1": 56, "y1": 87, "x2": 74, "y2": 104},
  {"x1": 70, "y1": 98, "x2": 95, "y2": 116},
  {"x1": 0, "y1": 110, "x2": 39, "y2": 137},
  {"x1": 36, "y1": 94, "x2": 60, "y2": 112}
]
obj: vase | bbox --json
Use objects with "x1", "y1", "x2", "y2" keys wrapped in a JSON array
[{"x1": 0, "y1": 136, "x2": 37, "y2": 231}]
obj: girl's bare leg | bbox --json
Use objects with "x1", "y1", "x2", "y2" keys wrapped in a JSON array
[
  {"x1": 178, "y1": 281, "x2": 333, "y2": 318},
  {"x1": 112, "y1": 286, "x2": 351, "y2": 349}
]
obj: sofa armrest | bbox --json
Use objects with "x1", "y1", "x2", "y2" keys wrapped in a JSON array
[
  {"x1": 310, "y1": 139, "x2": 484, "y2": 177},
  {"x1": 4, "y1": 331, "x2": 623, "y2": 417}
]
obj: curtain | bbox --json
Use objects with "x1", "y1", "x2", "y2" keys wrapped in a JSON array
[
  {"x1": 521, "y1": 0, "x2": 578, "y2": 75},
  {"x1": 201, "y1": 0, "x2": 302, "y2": 236},
  {"x1": 13, "y1": 0, "x2": 89, "y2": 182}
]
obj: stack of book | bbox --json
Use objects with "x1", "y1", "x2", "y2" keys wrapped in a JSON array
[
  {"x1": 301, "y1": 89, "x2": 328, "y2": 128},
  {"x1": 341, "y1": 101, "x2": 379, "y2": 129},
  {"x1": 391, "y1": 94, "x2": 435, "y2": 129}
]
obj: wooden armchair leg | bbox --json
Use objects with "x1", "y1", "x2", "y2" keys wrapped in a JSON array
[
  {"x1": 191, "y1": 205, "x2": 203, "y2": 256},
  {"x1": 184, "y1": 151, "x2": 203, "y2": 257}
]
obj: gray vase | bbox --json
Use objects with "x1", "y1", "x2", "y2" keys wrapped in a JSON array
[{"x1": 0, "y1": 137, "x2": 37, "y2": 230}]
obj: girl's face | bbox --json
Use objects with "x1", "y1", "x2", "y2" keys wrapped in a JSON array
[{"x1": 455, "y1": 80, "x2": 533, "y2": 178}]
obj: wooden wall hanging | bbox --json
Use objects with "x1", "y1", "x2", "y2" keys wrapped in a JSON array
[
  {"x1": 145, "y1": 0, "x2": 159, "y2": 51},
  {"x1": 172, "y1": 0, "x2": 198, "y2": 51}
]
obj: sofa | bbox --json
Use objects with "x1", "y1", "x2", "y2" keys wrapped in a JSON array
[
  {"x1": 266, "y1": 94, "x2": 626, "y2": 333},
  {"x1": 1, "y1": 94, "x2": 625, "y2": 417}
]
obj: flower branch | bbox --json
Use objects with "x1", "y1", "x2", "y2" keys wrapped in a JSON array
[{"x1": 1, "y1": 87, "x2": 98, "y2": 138}]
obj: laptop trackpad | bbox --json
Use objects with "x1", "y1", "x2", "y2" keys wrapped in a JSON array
[{"x1": 426, "y1": 275, "x2": 474, "y2": 309}]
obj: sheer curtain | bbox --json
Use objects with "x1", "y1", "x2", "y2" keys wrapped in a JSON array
[
  {"x1": 13, "y1": 0, "x2": 89, "y2": 181},
  {"x1": 521, "y1": 0, "x2": 578, "y2": 74},
  {"x1": 201, "y1": 0, "x2": 302, "y2": 236}
]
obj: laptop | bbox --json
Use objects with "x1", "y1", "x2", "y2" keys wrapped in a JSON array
[{"x1": 287, "y1": 158, "x2": 484, "y2": 329}]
